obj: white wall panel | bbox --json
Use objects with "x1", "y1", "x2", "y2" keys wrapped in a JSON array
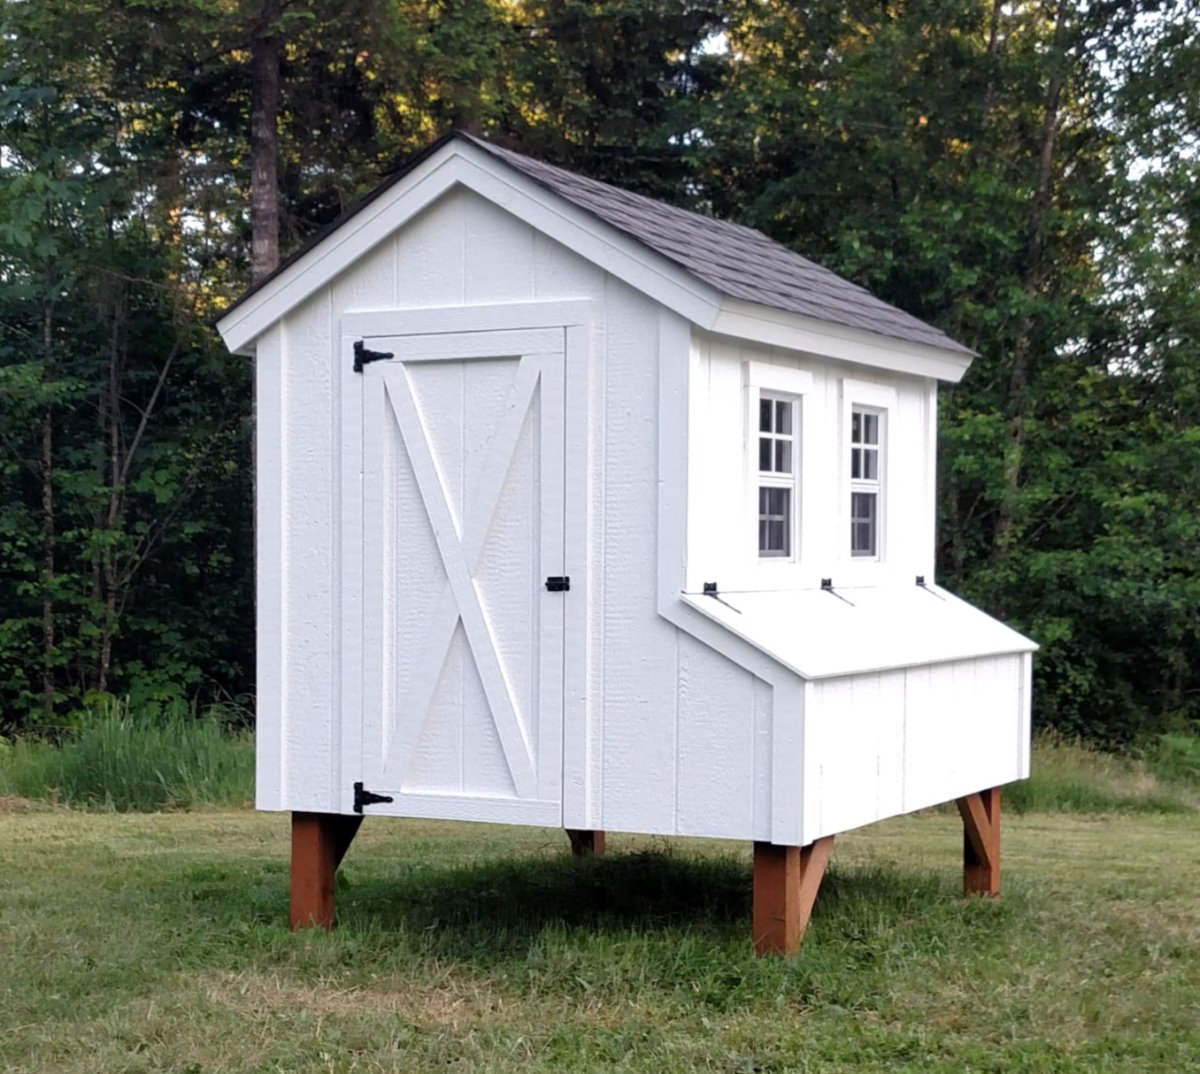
[
  {"x1": 254, "y1": 324, "x2": 285, "y2": 810},
  {"x1": 798, "y1": 653, "x2": 1027, "y2": 841},
  {"x1": 901, "y1": 654, "x2": 1025, "y2": 814},
  {"x1": 675, "y1": 633, "x2": 763, "y2": 839},
  {"x1": 280, "y1": 289, "x2": 335, "y2": 810},
  {"x1": 802, "y1": 670, "x2": 906, "y2": 840},
  {"x1": 464, "y1": 194, "x2": 535, "y2": 303},
  {"x1": 395, "y1": 191, "x2": 466, "y2": 307},
  {"x1": 598, "y1": 281, "x2": 680, "y2": 833}
]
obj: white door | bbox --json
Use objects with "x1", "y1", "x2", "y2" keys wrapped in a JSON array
[{"x1": 351, "y1": 327, "x2": 567, "y2": 825}]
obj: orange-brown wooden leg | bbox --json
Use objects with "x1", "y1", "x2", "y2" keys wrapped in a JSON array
[
  {"x1": 290, "y1": 812, "x2": 363, "y2": 930},
  {"x1": 566, "y1": 829, "x2": 605, "y2": 857},
  {"x1": 956, "y1": 787, "x2": 1001, "y2": 897},
  {"x1": 752, "y1": 836, "x2": 834, "y2": 956}
]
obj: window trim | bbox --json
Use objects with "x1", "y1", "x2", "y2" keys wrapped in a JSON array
[
  {"x1": 745, "y1": 362, "x2": 813, "y2": 566},
  {"x1": 757, "y1": 394, "x2": 796, "y2": 557},
  {"x1": 840, "y1": 379, "x2": 897, "y2": 567},
  {"x1": 850, "y1": 405, "x2": 883, "y2": 558}
]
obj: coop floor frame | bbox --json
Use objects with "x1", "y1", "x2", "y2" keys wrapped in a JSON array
[{"x1": 335, "y1": 300, "x2": 593, "y2": 825}]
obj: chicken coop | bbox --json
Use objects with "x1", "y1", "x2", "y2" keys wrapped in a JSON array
[{"x1": 217, "y1": 132, "x2": 1036, "y2": 954}]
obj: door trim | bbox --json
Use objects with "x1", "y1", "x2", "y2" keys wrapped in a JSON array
[{"x1": 336, "y1": 302, "x2": 592, "y2": 824}]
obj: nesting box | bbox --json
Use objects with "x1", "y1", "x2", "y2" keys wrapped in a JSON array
[{"x1": 218, "y1": 133, "x2": 1036, "y2": 952}]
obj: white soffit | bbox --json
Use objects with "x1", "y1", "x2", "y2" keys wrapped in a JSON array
[{"x1": 680, "y1": 584, "x2": 1037, "y2": 680}]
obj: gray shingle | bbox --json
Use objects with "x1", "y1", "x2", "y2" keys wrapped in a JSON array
[{"x1": 463, "y1": 134, "x2": 973, "y2": 357}]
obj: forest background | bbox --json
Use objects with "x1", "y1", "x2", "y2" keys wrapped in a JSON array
[{"x1": 1, "y1": 0, "x2": 1197, "y2": 746}]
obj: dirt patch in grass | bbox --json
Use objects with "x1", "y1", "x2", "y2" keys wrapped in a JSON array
[
  {"x1": 0, "y1": 795, "x2": 57, "y2": 814},
  {"x1": 200, "y1": 968, "x2": 504, "y2": 1027}
]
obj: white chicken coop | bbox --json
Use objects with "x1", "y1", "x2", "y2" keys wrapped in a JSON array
[{"x1": 217, "y1": 133, "x2": 1036, "y2": 954}]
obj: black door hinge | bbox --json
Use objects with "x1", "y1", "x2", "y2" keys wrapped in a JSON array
[
  {"x1": 353, "y1": 781, "x2": 394, "y2": 813},
  {"x1": 545, "y1": 576, "x2": 570, "y2": 592},
  {"x1": 353, "y1": 340, "x2": 394, "y2": 373}
]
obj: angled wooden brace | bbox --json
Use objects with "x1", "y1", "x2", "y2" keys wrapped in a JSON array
[
  {"x1": 566, "y1": 829, "x2": 606, "y2": 857},
  {"x1": 956, "y1": 787, "x2": 1001, "y2": 897},
  {"x1": 290, "y1": 812, "x2": 364, "y2": 930},
  {"x1": 752, "y1": 836, "x2": 835, "y2": 956}
]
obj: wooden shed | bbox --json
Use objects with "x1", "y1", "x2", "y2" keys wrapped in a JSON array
[{"x1": 217, "y1": 132, "x2": 1037, "y2": 954}]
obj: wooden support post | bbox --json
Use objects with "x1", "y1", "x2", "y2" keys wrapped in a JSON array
[
  {"x1": 752, "y1": 835, "x2": 834, "y2": 956},
  {"x1": 290, "y1": 812, "x2": 363, "y2": 931},
  {"x1": 566, "y1": 829, "x2": 605, "y2": 857},
  {"x1": 956, "y1": 786, "x2": 1001, "y2": 897}
]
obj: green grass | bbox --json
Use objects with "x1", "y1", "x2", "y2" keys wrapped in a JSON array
[
  {"x1": 0, "y1": 699, "x2": 254, "y2": 811},
  {"x1": 0, "y1": 810, "x2": 1197, "y2": 1073}
]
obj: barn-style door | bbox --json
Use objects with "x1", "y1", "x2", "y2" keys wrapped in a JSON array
[{"x1": 346, "y1": 326, "x2": 569, "y2": 825}]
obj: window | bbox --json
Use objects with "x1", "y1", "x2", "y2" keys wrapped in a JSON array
[
  {"x1": 850, "y1": 407, "x2": 882, "y2": 557},
  {"x1": 758, "y1": 394, "x2": 795, "y2": 557}
]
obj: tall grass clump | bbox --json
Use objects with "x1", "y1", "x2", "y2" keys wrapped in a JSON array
[
  {"x1": 1007, "y1": 732, "x2": 1200, "y2": 814},
  {"x1": 0, "y1": 699, "x2": 253, "y2": 811}
]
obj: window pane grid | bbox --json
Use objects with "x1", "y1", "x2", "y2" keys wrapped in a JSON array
[
  {"x1": 758, "y1": 394, "x2": 795, "y2": 478},
  {"x1": 758, "y1": 486, "x2": 791, "y2": 557},
  {"x1": 849, "y1": 405, "x2": 883, "y2": 559},
  {"x1": 756, "y1": 392, "x2": 797, "y2": 559}
]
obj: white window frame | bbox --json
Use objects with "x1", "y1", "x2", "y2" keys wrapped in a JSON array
[
  {"x1": 745, "y1": 362, "x2": 813, "y2": 571},
  {"x1": 839, "y1": 378, "x2": 897, "y2": 571},
  {"x1": 757, "y1": 393, "x2": 797, "y2": 558},
  {"x1": 850, "y1": 405, "x2": 884, "y2": 559}
]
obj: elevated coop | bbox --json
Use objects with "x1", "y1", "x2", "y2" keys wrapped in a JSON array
[{"x1": 217, "y1": 133, "x2": 1036, "y2": 954}]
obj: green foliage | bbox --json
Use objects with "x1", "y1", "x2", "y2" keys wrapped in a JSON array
[
  {"x1": 701, "y1": 0, "x2": 1200, "y2": 742},
  {"x1": 1, "y1": 0, "x2": 1198, "y2": 743},
  {"x1": 0, "y1": 698, "x2": 253, "y2": 810}
]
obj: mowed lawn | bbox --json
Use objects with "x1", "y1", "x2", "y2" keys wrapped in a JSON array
[{"x1": 1, "y1": 807, "x2": 1197, "y2": 1073}]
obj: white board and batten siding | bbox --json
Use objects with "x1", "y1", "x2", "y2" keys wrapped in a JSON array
[
  {"x1": 255, "y1": 189, "x2": 780, "y2": 839},
  {"x1": 240, "y1": 147, "x2": 1036, "y2": 849},
  {"x1": 800, "y1": 653, "x2": 1033, "y2": 843}
]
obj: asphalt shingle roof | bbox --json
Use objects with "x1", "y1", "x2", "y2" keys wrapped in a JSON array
[
  {"x1": 461, "y1": 134, "x2": 973, "y2": 356},
  {"x1": 224, "y1": 132, "x2": 972, "y2": 357}
]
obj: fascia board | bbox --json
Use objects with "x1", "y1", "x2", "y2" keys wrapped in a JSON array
[
  {"x1": 712, "y1": 299, "x2": 975, "y2": 384},
  {"x1": 217, "y1": 146, "x2": 462, "y2": 355},
  {"x1": 217, "y1": 142, "x2": 723, "y2": 355}
]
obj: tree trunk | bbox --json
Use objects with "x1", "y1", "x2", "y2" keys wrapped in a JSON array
[
  {"x1": 97, "y1": 294, "x2": 126, "y2": 696},
  {"x1": 250, "y1": 0, "x2": 282, "y2": 283},
  {"x1": 981, "y1": 0, "x2": 1005, "y2": 119},
  {"x1": 40, "y1": 303, "x2": 56, "y2": 723},
  {"x1": 992, "y1": 1, "x2": 1072, "y2": 569}
]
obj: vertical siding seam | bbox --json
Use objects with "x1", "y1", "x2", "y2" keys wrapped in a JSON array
[
  {"x1": 459, "y1": 204, "x2": 467, "y2": 304},
  {"x1": 672, "y1": 628, "x2": 681, "y2": 834},
  {"x1": 328, "y1": 286, "x2": 341, "y2": 807},
  {"x1": 393, "y1": 234, "x2": 401, "y2": 307},
  {"x1": 597, "y1": 273, "x2": 610, "y2": 827},
  {"x1": 277, "y1": 321, "x2": 289, "y2": 804}
]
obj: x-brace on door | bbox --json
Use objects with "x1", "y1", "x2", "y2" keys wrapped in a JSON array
[{"x1": 345, "y1": 325, "x2": 569, "y2": 826}]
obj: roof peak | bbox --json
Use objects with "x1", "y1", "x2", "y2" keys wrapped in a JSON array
[{"x1": 221, "y1": 132, "x2": 973, "y2": 360}]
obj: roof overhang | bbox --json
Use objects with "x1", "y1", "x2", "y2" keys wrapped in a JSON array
[
  {"x1": 216, "y1": 138, "x2": 976, "y2": 383},
  {"x1": 710, "y1": 299, "x2": 975, "y2": 384}
]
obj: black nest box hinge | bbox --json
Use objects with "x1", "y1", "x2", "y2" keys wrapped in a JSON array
[
  {"x1": 353, "y1": 340, "x2": 394, "y2": 374},
  {"x1": 353, "y1": 781, "x2": 394, "y2": 813}
]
